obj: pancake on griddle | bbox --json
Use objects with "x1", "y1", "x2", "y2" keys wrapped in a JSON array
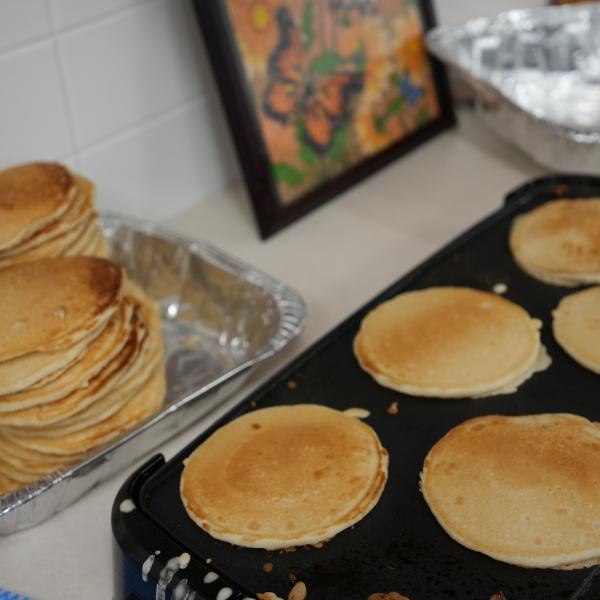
[
  {"x1": 509, "y1": 198, "x2": 600, "y2": 286},
  {"x1": 180, "y1": 404, "x2": 388, "y2": 549},
  {"x1": 553, "y1": 286, "x2": 600, "y2": 374},
  {"x1": 0, "y1": 162, "x2": 108, "y2": 266},
  {"x1": 421, "y1": 413, "x2": 600, "y2": 569},
  {"x1": 353, "y1": 287, "x2": 549, "y2": 398},
  {"x1": 0, "y1": 258, "x2": 166, "y2": 495}
]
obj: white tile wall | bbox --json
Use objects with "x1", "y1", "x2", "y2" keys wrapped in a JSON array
[
  {"x1": 0, "y1": 0, "x2": 238, "y2": 220},
  {"x1": 0, "y1": 0, "x2": 544, "y2": 220},
  {"x1": 0, "y1": 41, "x2": 73, "y2": 165},
  {"x1": 50, "y1": 0, "x2": 147, "y2": 31},
  {"x1": 81, "y1": 96, "x2": 239, "y2": 220},
  {"x1": 0, "y1": 0, "x2": 52, "y2": 52},
  {"x1": 59, "y1": 0, "x2": 204, "y2": 146}
]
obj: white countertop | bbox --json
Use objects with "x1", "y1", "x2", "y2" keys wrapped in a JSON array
[{"x1": 0, "y1": 112, "x2": 544, "y2": 599}]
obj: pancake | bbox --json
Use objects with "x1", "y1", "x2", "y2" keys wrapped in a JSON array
[
  {"x1": 0, "y1": 162, "x2": 75, "y2": 251},
  {"x1": 0, "y1": 436, "x2": 75, "y2": 475},
  {"x1": 0, "y1": 308, "x2": 143, "y2": 427},
  {"x1": 0, "y1": 301, "x2": 133, "y2": 413},
  {"x1": 0, "y1": 256, "x2": 123, "y2": 361},
  {"x1": 510, "y1": 198, "x2": 600, "y2": 286},
  {"x1": 0, "y1": 213, "x2": 94, "y2": 266},
  {"x1": 0, "y1": 175, "x2": 94, "y2": 257},
  {"x1": 421, "y1": 413, "x2": 600, "y2": 569},
  {"x1": 72, "y1": 223, "x2": 108, "y2": 257},
  {"x1": 4, "y1": 366, "x2": 165, "y2": 456},
  {"x1": 180, "y1": 404, "x2": 388, "y2": 550},
  {"x1": 353, "y1": 287, "x2": 549, "y2": 398},
  {"x1": 0, "y1": 270, "x2": 166, "y2": 495},
  {"x1": 0, "y1": 322, "x2": 106, "y2": 396},
  {"x1": 19, "y1": 334, "x2": 161, "y2": 437},
  {"x1": 60, "y1": 213, "x2": 100, "y2": 256},
  {"x1": 0, "y1": 432, "x2": 84, "y2": 470},
  {"x1": 553, "y1": 286, "x2": 600, "y2": 374},
  {"x1": 0, "y1": 471, "x2": 22, "y2": 495}
]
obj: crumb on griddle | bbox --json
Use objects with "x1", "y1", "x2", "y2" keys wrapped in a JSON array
[
  {"x1": 262, "y1": 562, "x2": 274, "y2": 573},
  {"x1": 387, "y1": 402, "x2": 399, "y2": 415},
  {"x1": 251, "y1": 400, "x2": 257, "y2": 408},
  {"x1": 368, "y1": 593, "x2": 410, "y2": 600},
  {"x1": 287, "y1": 572, "x2": 297, "y2": 583},
  {"x1": 206, "y1": 557, "x2": 212, "y2": 564},
  {"x1": 490, "y1": 593, "x2": 507, "y2": 600},
  {"x1": 288, "y1": 581, "x2": 307, "y2": 600},
  {"x1": 287, "y1": 380, "x2": 297, "y2": 390},
  {"x1": 311, "y1": 542, "x2": 324, "y2": 549}
]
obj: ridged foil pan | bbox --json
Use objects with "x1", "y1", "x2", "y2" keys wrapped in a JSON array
[
  {"x1": 426, "y1": 3, "x2": 600, "y2": 173},
  {"x1": 0, "y1": 212, "x2": 306, "y2": 534}
]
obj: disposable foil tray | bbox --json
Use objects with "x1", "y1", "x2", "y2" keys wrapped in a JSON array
[
  {"x1": 0, "y1": 212, "x2": 306, "y2": 535},
  {"x1": 426, "y1": 3, "x2": 600, "y2": 173}
]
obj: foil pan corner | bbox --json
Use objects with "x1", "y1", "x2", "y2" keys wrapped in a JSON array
[{"x1": 426, "y1": 3, "x2": 600, "y2": 173}]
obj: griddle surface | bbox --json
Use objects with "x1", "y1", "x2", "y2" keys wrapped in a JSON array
[{"x1": 139, "y1": 176, "x2": 600, "y2": 600}]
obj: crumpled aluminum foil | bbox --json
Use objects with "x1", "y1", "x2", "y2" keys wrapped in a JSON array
[
  {"x1": 427, "y1": 3, "x2": 600, "y2": 173},
  {"x1": 0, "y1": 212, "x2": 307, "y2": 534}
]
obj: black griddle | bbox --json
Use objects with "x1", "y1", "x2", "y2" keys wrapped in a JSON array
[{"x1": 113, "y1": 175, "x2": 600, "y2": 600}]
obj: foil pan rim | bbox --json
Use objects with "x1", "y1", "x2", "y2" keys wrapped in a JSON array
[
  {"x1": 426, "y1": 3, "x2": 600, "y2": 144},
  {"x1": 0, "y1": 211, "x2": 307, "y2": 532}
]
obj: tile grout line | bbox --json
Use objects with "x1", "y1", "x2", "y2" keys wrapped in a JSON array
[
  {"x1": 45, "y1": 0, "x2": 80, "y2": 162},
  {"x1": 0, "y1": 0, "x2": 155, "y2": 59},
  {"x1": 73, "y1": 92, "x2": 213, "y2": 157}
]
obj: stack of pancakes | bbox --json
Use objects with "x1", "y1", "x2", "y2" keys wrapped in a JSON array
[
  {"x1": 0, "y1": 257, "x2": 166, "y2": 494},
  {"x1": 0, "y1": 162, "x2": 108, "y2": 267}
]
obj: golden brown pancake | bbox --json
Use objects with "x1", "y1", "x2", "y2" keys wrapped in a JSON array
[
  {"x1": 0, "y1": 300, "x2": 133, "y2": 413},
  {"x1": 4, "y1": 366, "x2": 165, "y2": 456},
  {"x1": 0, "y1": 269, "x2": 166, "y2": 496},
  {"x1": 0, "y1": 471, "x2": 22, "y2": 495},
  {"x1": 180, "y1": 404, "x2": 388, "y2": 549},
  {"x1": 553, "y1": 286, "x2": 600, "y2": 374},
  {"x1": 0, "y1": 213, "x2": 93, "y2": 266},
  {"x1": 421, "y1": 413, "x2": 600, "y2": 569},
  {"x1": 0, "y1": 257, "x2": 123, "y2": 361},
  {"x1": 0, "y1": 175, "x2": 94, "y2": 257},
  {"x1": 0, "y1": 307, "x2": 143, "y2": 427},
  {"x1": 354, "y1": 287, "x2": 548, "y2": 398},
  {"x1": 0, "y1": 162, "x2": 75, "y2": 251},
  {"x1": 510, "y1": 199, "x2": 600, "y2": 286},
  {"x1": 0, "y1": 323, "x2": 105, "y2": 396},
  {"x1": 62, "y1": 215, "x2": 102, "y2": 256}
]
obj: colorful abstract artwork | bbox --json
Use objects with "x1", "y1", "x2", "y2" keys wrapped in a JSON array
[{"x1": 194, "y1": 0, "x2": 453, "y2": 236}]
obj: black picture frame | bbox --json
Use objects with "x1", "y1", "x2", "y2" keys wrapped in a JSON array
[{"x1": 192, "y1": 0, "x2": 455, "y2": 239}]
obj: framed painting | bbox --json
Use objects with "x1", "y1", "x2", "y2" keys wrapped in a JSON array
[{"x1": 193, "y1": 0, "x2": 455, "y2": 238}]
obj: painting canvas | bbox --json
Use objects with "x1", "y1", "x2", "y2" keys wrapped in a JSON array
[{"x1": 194, "y1": 0, "x2": 454, "y2": 237}]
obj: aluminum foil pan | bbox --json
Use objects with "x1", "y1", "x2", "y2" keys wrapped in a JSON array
[
  {"x1": 426, "y1": 3, "x2": 600, "y2": 173},
  {"x1": 0, "y1": 212, "x2": 306, "y2": 534}
]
